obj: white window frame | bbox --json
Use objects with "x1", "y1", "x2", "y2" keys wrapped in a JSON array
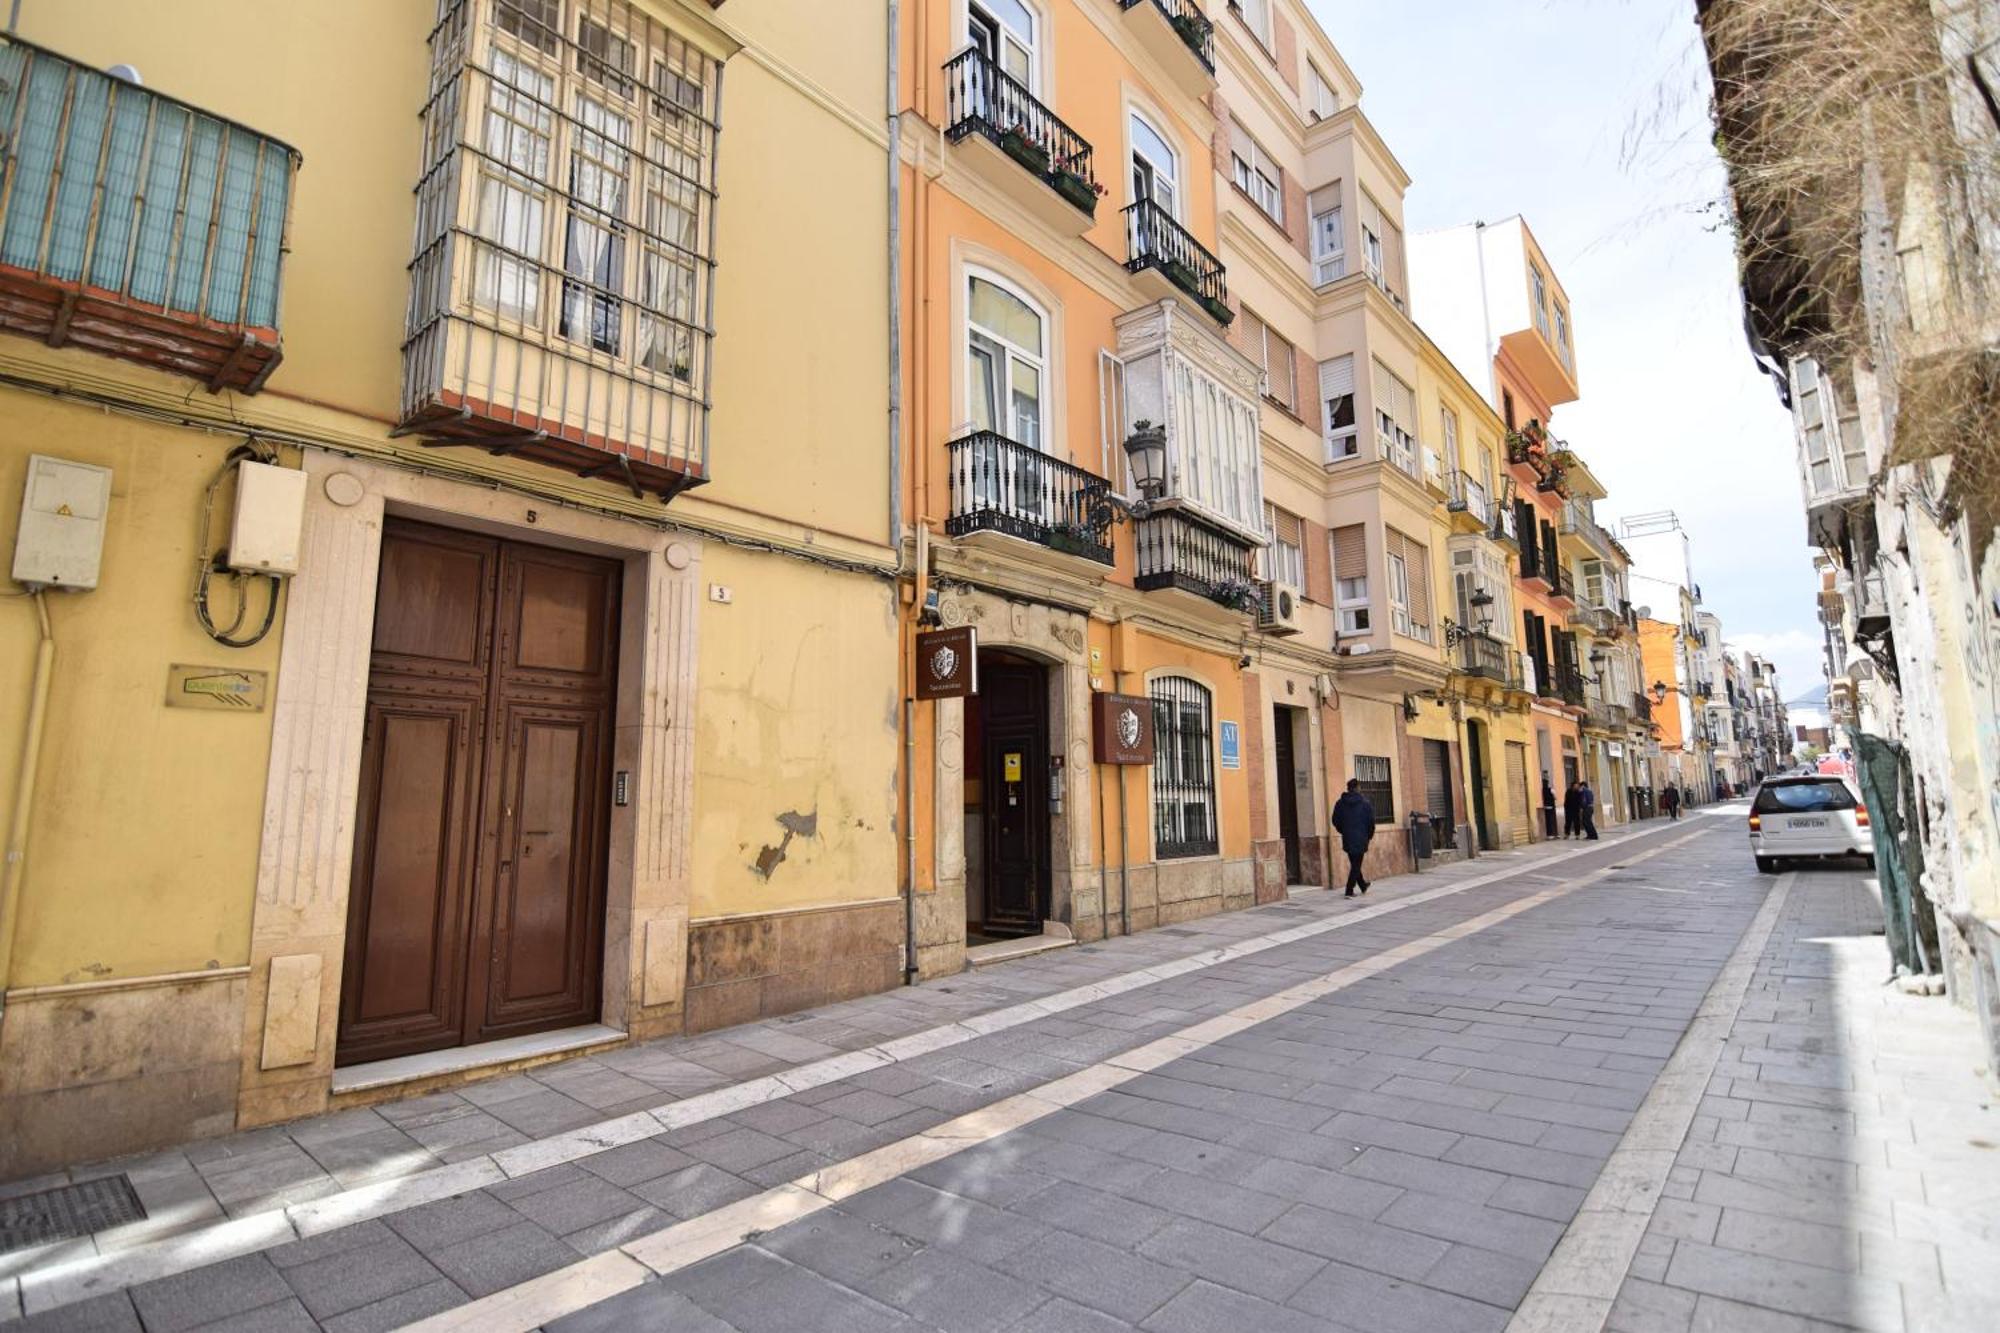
[
  {"x1": 1388, "y1": 549, "x2": 1413, "y2": 638},
  {"x1": 1307, "y1": 62, "x2": 1339, "y2": 120},
  {"x1": 1232, "y1": 135, "x2": 1282, "y2": 222},
  {"x1": 1310, "y1": 184, "x2": 1344, "y2": 285},
  {"x1": 1263, "y1": 502, "x2": 1304, "y2": 587},
  {"x1": 1337, "y1": 574, "x2": 1370, "y2": 633},
  {"x1": 1372, "y1": 358, "x2": 1418, "y2": 475},
  {"x1": 968, "y1": 0, "x2": 1038, "y2": 92},
  {"x1": 1237, "y1": 0, "x2": 1273, "y2": 46},
  {"x1": 1130, "y1": 109, "x2": 1179, "y2": 218},
  {"x1": 966, "y1": 268, "x2": 1048, "y2": 450},
  {"x1": 1320, "y1": 353, "x2": 1358, "y2": 461},
  {"x1": 1530, "y1": 262, "x2": 1551, "y2": 338}
]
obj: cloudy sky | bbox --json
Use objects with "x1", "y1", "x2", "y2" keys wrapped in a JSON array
[{"x1": 1306, "y1": 0, "x2": 1827, "y2": 697}]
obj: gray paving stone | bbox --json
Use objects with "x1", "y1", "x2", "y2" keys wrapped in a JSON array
[
  {"x1": 998, "y1": 1229, "x2": 1193, "y2": 1323},
  {"x1": 1420, "y1": 1242, "x2": 1542, "y2": 1308},
  {"x1": 1441, "y1": 1133, "x2": 1605, "y2": 1188},
  {"x1": 1007, "y1": 1180, "x2": 1176, "y2": 1246},
  {"x1": 265, "y1": 1218, "x2": 396, "y2": 1270},
  {"x1": 1607, "y1": 1276, "x2": 1697, "y2": 1333},
  {"x1": 563, "y1": 1202, "x2": 668, "y2": 1255},
  {"x1": 1710, "y1": 1207, "x2": 1860, "y2": 1272},
  {"x1": 278, "y1": 1229, "x2": 445, "y2": 1320},
  {"x1": 682, "y1": 1124, "x2": 805, "y2": 1174},
  {"x1": 4, "y1": 1291, "x2": 142, "y2": 1332},
  {"x1": 501, "y1": 1173, "x2": 649, "y2": 1237},
  {"x1": 1001, "y1": 1295, "x2": 1136, "y2": 1331},
  {"x1": 1259, "y1": 1203, "x2": 1450, "y2": 1281},
  {"x1": 1487, "y1": 1175, "x2": 1588, "y2": 1223},
  {"x1": 759, "y1": 1209, "x2": 924, "y2": 1285},
  {"x1": 1376, "y1": 1190, "x2": 1567, "y2": 1263},
  {"x1": 1135, "y1": 1214, "x2": 1326, "y2": 1302},
  {"x1": 910, "y1": 1152, "x2": 1058, "y2": 1209},
  {"x1": 1120, "y1": 1160, "x2": 1288, "y2": 1232},
  {"x1": 194, "y1": 1296, "x2": 321, "y2": 1332},
  {"x1": 427, "y1": 1219, "x2": 578, "y2": 1298},
  {"x1": 1663, "y1": 1238, "x2": 1905, "y2": 1329},
  {"x1": 684, "y1": 1252, "x2": 919, "y2": 1332},
  {"x1": 574, "y1": 1137, "x2": 698, "y2": 1186},
  {"x1": 1240, "y1": 1156, "x2": 1402, "y2": 1220},
  {"x1": 1288, "y1": 1257, "x2": 1509, "y2": 1333},
  {"x1": 321, "y1": 1279, "x2": 467, "y2": 1333},
  {"x1": 1343, "y1": 1145, "x2": 1510, "y2": 1202},
  {"x1": 546, "y1": 1280, "x2": 735, "y2": 1333},
  {"x1": 631, "y1": 1162, "x2": 763, "y2": 1219},
  {"x1": 128, "y1": 1253, "x2": 293, "y2": 1333},
  {"x1": 835, "y1": 1179, "x2": 1046, "y2": 1266},
  {"x1": 383, "y1": 1187, "x2": 523, "y2": 1252},
  {"x1": 1140, "y1": 1278, "x2": 1350, "y2": 1333},
  {"x1": 859, "y1": 1248, "x2": 1048, "y2": 1332}
]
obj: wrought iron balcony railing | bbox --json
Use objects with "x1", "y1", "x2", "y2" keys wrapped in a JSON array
[
  {"x1": 0, "y1": 36, "x2": 299, "y2": 392},
  {"x1": 1134, "y1": 505, "x2": 1259, "y2": 610},
  {"x1": 1124, "y1": 199, "x2": 1231, "y2": 323},
  {"x1": 1454, "y1": 630, "x2": 1516, "y2": 685},
  {"x1": 1632, "y1": 692, "x2": 1654, "y2": 722},
  {"x1": 944, "y1": 431, "x2": 1114, "y2": 565},
  {"x1": 1548, "y1": 563, "x2": 1575, "y2": 601},
  {"x1": 1557, "y1": 670, "x2": 1588, "y2": 707},
  {"x1": 1118, "y1": 0, "x2": 1216, "y2": 72},
  {"x1": 943, "y1": 48, "x2": 1100, "y2": 216}
]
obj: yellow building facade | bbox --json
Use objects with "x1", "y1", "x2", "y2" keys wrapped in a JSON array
[{"x1": 0, "y1": 0, "x2": 898, "y2": 1175}]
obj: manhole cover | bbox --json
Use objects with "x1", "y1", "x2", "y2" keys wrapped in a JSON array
[{"x1": 0, "y1": 1175, "x2": 145, "y2": 1253}]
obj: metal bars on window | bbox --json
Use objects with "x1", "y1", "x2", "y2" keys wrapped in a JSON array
[
  {"x1": 1150, "y1": 675, "x2": 1218, "y2": 859},
  {"x1": 401, "y1": 0, "x2": 720, "y2": 495}
]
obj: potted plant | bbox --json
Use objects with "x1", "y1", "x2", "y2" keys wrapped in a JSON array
[
  {"x1": 1050, "y1": 161, "x2": 1104, "y2": 216},
  {"x1": 1047, "y1": 520, "x2": 1099, "y2": 556},
  {"x1": 1209, "y1": 577, "x2": 1262, "y2": 614},
  {"x1": 998, "y1": 122, "x2": 1049, "y2": 176},
  {"x1": 1163, "y1": 256, "x2": 1201, "y2": 292},
  {"x1": 1169, "y1": 11, "x2": 1213, "y2": 58},
  {"x1": 1199, "y1": 293, "x2": 1234, "y2": 325}
]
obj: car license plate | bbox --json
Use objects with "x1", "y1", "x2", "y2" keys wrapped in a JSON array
[{"x1": 1789, "y1": 817, "x2": 1828, "y2": 829}]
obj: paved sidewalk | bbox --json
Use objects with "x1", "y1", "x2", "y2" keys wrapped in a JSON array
[
  {"x1": 0, "y1": 818, "x2": 1676, "y2": 1324},
  {"x1": 1604, "y1": 867, "x2": 2000, "y2": 1332}
]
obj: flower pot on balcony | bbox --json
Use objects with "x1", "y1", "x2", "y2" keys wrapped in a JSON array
[
  {"x1": 1162, "y1": 257, "x2": 1200, "y2": 292},
  {"x1": 999, "y1": 129, "x2": 1050, "y2": 177},
  {"x1": 1051, "y1": 170, "x2": 1099, "y2": 217},
  {"x1": 1047, "y1": 526, "x2": 1097, "y2": 556},
  {"x1": 1199, "y1": 294, "x2": 1234, "y2": 325},
  {"x1": 1169, "y1": 13, "x2": 1212, "y2": 57}
]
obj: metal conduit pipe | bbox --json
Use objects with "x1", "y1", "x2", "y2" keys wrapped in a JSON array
[{"x1": 0, "y1": 590, "x2": 55, "y2": 999}]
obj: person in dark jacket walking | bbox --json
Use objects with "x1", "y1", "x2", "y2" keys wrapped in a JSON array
[
  {"x1": 1331, "y1": 779, "x2": 1375, "y2": 897},
  {"x1": 1541, "y1": 773, "x2": 1559, "y2": 839},
  {"x1": 1562, "y1": 780, "x2": 1582, "y2": 839},
  {"x1": 1662, "y1": 785, "x2": 1681, "y2": 820},
  {"x1": 1578, "y1": 779, "x2": 1599, "y2": 840}
]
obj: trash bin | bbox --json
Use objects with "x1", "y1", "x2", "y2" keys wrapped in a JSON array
[{"x1": 1408, "y1": 811, "x2": 1435, "y2": 860}]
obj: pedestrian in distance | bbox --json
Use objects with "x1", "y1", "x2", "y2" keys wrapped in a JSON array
[
  {"x1": 1562, "y1": 779, "x2": 1582, "y2": 839},
  {"x1": 1331, "y1": 778, "x2": 1375, "y2": 897},
  {"x1": 1663, "y1": 785, "x2": 1681, "y2": 820},
  {"x1": 1579, "y1": 779, "x2": 1599, "y2": 840},
  {"x1": 1541, "y1": 773, "x2": 1559, "y2": 839}
]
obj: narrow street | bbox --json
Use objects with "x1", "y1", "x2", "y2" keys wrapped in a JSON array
[{"x1": 5, "y1": 812, "x2": 1991, "y2": 1333}]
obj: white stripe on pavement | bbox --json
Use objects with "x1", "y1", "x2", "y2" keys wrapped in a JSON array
[
  {"x1": 404, "y1": 828, "x2": 1713, "y2": 1333},
  {"x1": 10, "y1": 820, "x2": 1691, "y2": 1319}
]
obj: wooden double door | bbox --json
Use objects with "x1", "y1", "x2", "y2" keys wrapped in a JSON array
[{"x1": 337, "y1": 519, "x2": 621, "y2": 1067}]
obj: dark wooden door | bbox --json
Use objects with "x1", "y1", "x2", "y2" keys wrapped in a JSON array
[
  {"x1": 1466, "y1": 721, "x2": 1493, "y2": 850},
  {"x1": 980, "y1": 660, "x2": 1048, "y2": 937},
  {"x1": 1274, "y1": 706, "x2": 1301, "y2": 882},
  {"x1": 338, "y1": 519, "x2": 620, "y2": 1066}
]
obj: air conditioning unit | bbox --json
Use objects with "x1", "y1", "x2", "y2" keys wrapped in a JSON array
[{"x1": 1258, "y1": 581, "x2": 1303, "y2": 635}]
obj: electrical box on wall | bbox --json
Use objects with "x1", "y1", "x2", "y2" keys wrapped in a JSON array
[
  {"x1": 227, "y1": 460, "x2": 306, "y2": 576},
  {"x1": 12, "y1": 454, "x2": 112, "y2": 590}
]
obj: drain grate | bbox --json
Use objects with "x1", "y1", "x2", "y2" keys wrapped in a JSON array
[{"x1": 0, "y1": 1174, "x2": 145, "y2": 1254}]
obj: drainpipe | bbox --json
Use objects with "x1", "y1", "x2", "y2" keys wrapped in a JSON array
[
  {"x1": 904, "y1": 694, "x2": 918, "y2": 983},
  {"x1": 0, "y1": 591, "x2": 54, "y2": 1000},
  {"x1": 886, "y1": 0, "x2": 902, "y2": 553}
]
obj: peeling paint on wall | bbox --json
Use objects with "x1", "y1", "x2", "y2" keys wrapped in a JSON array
[{"x1": 753, "y1": 808, "x2": 819, "y2": 878}]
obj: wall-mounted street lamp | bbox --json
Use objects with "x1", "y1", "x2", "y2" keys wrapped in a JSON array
[{"x1": 1123, "y1": 420, "x2": 1167, "y2": 502}]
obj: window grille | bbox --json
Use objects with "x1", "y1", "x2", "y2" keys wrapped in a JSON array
[
  {"x1": 1355, "y1": 754, "x2": 1394, "y2": 824},
  {"x1": 401, "y1": 0, "x2": 721, "y2": 500},
  {"x1": 1150, "y1": 675, "x2": 1217, "y2": 858}
]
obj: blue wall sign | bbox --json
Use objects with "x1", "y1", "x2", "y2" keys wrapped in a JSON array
[{"x1": 1219, "y1": 720, "x2": 1240, "y2": 770}]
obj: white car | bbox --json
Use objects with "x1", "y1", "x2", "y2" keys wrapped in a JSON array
[{"x1": 1748, "y1": 776, "x2": 1875, "y2": 873}]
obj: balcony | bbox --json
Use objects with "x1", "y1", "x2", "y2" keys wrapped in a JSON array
[
  {"x1": 1632, "y1": 693, "x2": 1654, "y2": 723},
  {"x1": 1556, "y1": 670, "x2": 1587, "y2": 708},
  {"x1": 1445, "y1": 470, "x2": 1492, "y2": 534},
  {"x1": 944, "y1": 431, "x2": 1114, "y2": 565},
  {"x1": 1489, "y1": 502, "x2": 1519, "y2": 547},
  {"x1": 399, "y1": 1, "x2": 721, "y2": 502},
  {"x1": 1547, "y1": 564, "x2": 1575, "y2": 605},
  {"x1": 1586, "y1": 700, "x2": 1630, "y2": 732},
  {"x1": 1124, "y1": 199, "x2": 1232, "y2": 325},
  {"x1": 0, "y1": 37, "x2": 298, "y2": 393},
  {"x1": 1453, "y1": 630, "x2": 1517, "y2": 686},
  {"x1": 1134, "y1": 504, "x2": 1260, "y2": 612},
  {"x1": 1116, "y1": 0, "x2": 1215, "y2": 98},
  {"x1": 944, "y1": 48, "x2": 1100, "y2": 235}
]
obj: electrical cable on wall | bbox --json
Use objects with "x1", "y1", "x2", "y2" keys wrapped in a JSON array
[{"x1": 193, "y1": 440, "x2": 283, "y2": 648}]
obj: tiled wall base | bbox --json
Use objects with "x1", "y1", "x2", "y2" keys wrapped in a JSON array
[
  {"x1": 0, "y1": 974, "x2": 246, "y2": 1178},
  {"x1": 683, "y1": 898, "x2": 904, "y2": 1034}
]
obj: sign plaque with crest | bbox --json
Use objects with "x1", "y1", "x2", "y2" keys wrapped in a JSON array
[
  {"x1": 1091, "y1": 692, "x2": 1155, "y2": 765},
  {"x1": 915, "y1": 627, "x2": 978, "y2": 700}
]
